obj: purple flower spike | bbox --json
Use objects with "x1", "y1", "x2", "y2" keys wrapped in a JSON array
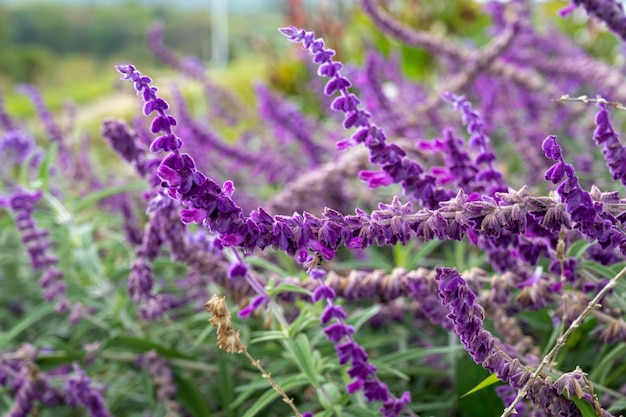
[
  {"x1": 116, "y1": 64, "x2": 182, "y2": 154},
  {"x1": 567, "y1": 0, "x2": 626, "y2": 42},
  {"x1": 323, "y1": 322, "x2": 355, "y2": 342},
  {"x1": 593, "y1": 102, "x2": 626, "y2": 185},
  {"x1": 321, "y1": 304, "x2": 347, "y2": 324},
  {"x1": 237, "y1": 294, "x2": 269, "y2": 319},
  {"x1": 280, "y1": 26, "x2": 454, "y2": 208},
  {"x1": 312, "y1": 285, "x2": 336, "y2": 302},
  {"x1": 66, "y1": 363, "x2": 113, "y2": 417}
]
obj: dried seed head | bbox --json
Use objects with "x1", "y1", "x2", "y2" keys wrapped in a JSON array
[
  {"x1": 217, "y1": 326, "x2": 245, "y2": 354},
  {"x1": 204, "y1": 293, "x2": 229, "y2": 321}
]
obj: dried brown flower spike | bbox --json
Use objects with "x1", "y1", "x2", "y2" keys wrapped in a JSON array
[
  {"x1": 203, "y1": 293, "x2": 306, "y2": 417},
  {"x1": 204, "y1": 294, "x2": 245, "y2": 354}
]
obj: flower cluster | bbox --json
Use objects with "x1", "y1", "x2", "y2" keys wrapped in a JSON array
[
  {"x1": 5, "y1": 189, "x2": 68, "y2": 313},
  {"x1": 280, "y1": 26, "x2": 454, "y2": 209},
  {"x1": 309, "y1": 268, "x2": 411, "y2": 417}
]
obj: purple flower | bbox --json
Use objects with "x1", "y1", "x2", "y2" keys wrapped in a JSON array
[
  {"x1": 279, "y1": 26, "x2": 454, "y2": 209},
  {"x1": 593, "y1": 102, "x2": 626, "y2": 185},
  {"x1": 237, "y1": 294, "x2": 269, "y2": 319},
  {"x1": 16, "y1": 84, "x2": 63, "y2": 142},
  {"x1": 7, "y1": 189, "x2": 68, "y2": 312},
  {"x1": 137, "y1": 351, "x2": 182, "y2": 415},
  {"x1": 66, "y1": 363, "x2": 112, "y2": 417},
  {"x1": 541, "y1": 135, "x2": 619, "y2": 248},
  {"x1": 567, "y1": 0, "x2": 626, "y2": 42},
  {"x1": 101, "y1": 119, "x2": 149, "y2": 177},
  {"x1": 323, "y1": 322, "x2": 355, "y2": 342},
  {"x1": 443, "y1": 93, "x2": 506, "y2": 195}
]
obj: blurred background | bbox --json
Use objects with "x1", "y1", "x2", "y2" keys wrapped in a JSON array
[{"x1": 0, "y1": 0, "x2": 619, "y2": 133}]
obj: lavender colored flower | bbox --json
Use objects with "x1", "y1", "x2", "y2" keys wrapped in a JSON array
[
  {"x1": 542, "y1": 135, "x2": 621, "y2": 250},
  {"x1": 279, "y1": 26, "x2": 454, "y2": 209},
  {"x1": 16, "y1": 84, "x2": 63, "y2": 142},
  {"x1": 101, "y1": 119, "x2": 149, "y2": 177},
  {"x1": 566, "y1": 0, "x2": 626, "y2": 42},
  {"x1": 433, "y1": 267, "x2": 609, "y2": 415},
  {"x1": 443, "y1": 93, "x2": 506, "y2": 195},
  {"x1": 5, "y1": 372, "x2": 37, "y2": 417},
  {"x1": 254, "y1": 82, "x2": 326, "y2": 165},
  {"x1": 308, "y1": 268, "x2": 410, "y2": 417},
  {"x1": 138, "y1": 350, "x2": 182, "y2": 415},
  {"x1": 7, "y1": 189, "x2": 68, "y2": 312},
  {"x1": 0, "y1": 131, "x2": 37, "y2": 166},
  {"x1": 66, "y1": 363, "x2": 113, "y2": 417},
  {"x1": 592, "y1": 102, "x2": 626, "y2": 185}
]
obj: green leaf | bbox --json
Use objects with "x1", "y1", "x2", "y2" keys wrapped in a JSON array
[
  {"x1": 250, "y1": 330, "x2": 286, "y2": 344},
  {"x1": 288, "y1": 310, "x2": 318, "y2": 338},
  {"x1": 246, "y1": 256, "x2": 290, "y2": 276},
  {"x1": 567, "y1": 240, "x2": 593, "y2": 259},
  {"x1": 103, "y1": 335, "x2": 190, "y2": 360},
  {"x1": 37, "y1": 142, "x2": 58, "y2": 192},
  {"x1": 0, "y1": 303, "x2": 55, "y2": 348},
  {"x1": 608, "y1": 398, "x2": 626, "y2": 413},
  {"x1": 408, "y1": 239, "x2": 441, "y2": 269},
  {"x1": 283, "y1": 334, "x2": 320, "y2": 388},
  {"x1": 460, "y1": 373, "x2": 501, "y2": 398},
  {"x1": 579, "y1": 261, "x2": 615, "y2": 279},
  {"x1": 175, "y1": 372, "x2": 212, "y2": 417},
  {"x1": 266, "y1": 283, "x2": 312, "y2": 298},
  {"x1": 192, "y1": 322, "x2": 215, "y2": 349},
  {"x1": 571, "y1": 396, "x2": 599, "y2": 417},
  {"x1": 36, "y1": 352, "x2": 80, "y2": 370},
  {"x1": 371, "y1": 360, "x2": 410, "y2": 380},
  {"x1": 18, "y1": 148, "x2": 42, "y2": 184},
  {"x1": 377, "y1": 345, "x2": 464, "y2": 366},
  {"x1": 317, "y1": 382, "x2": 342, "y2": 410},
  {"x1": 346, "y1": 305, "x2": 381, "y2": 332},
  {"x1": 237, "y1": 374, "x2": 310, "y2": 417},
  {"x1": 73, "y1": 181, "x2": 146, "y2": 212},
  {"x1": 590, "y1": 344, "x2": 626, "y2": 384}
]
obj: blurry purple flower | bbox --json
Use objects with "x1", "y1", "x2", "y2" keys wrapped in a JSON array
[
  {"x1": 593, "y1": 102, "x2": 626, "y2": 185},
  {"x1": 227, "y1": 263, "x2": 248, "y2": 279},
  {"x1": 237, "y1": 294, "x2": 269, "y2": 319},
  {"x1": 280, "y1": 26, "x2": 454, "y2": 209},
  {"x1": 66, "y1": 363, "x2": 112, "y2": 417},
  {"x1": 567, "y1": 0, "x2": 626, "y2": 42}
]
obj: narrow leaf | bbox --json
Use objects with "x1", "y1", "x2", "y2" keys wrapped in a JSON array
[
  {"x1": 284, "y1": 334, "x2": 320, "y2": 387},
  {"x1": 237, "y1": 375, "x2": 309, "y2": 417},
  {"x1": 460, "y1": 373, "x2": 501, "y2": 398}
]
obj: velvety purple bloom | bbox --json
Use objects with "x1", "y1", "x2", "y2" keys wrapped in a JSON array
[
  {"x1": 7, "y1": 189, "x2": 68, "y2": 312},
  {"x1": 321, "y1": 304, "x2": 347, "y2": 324},
  {"x1": 280, "y1": 26, "x2": 455, "y2": 209},
  {"x1": 312, "y1": 285, "x2": 336, "y2": 302},
  {"x1": 238, "y1": 294, "x2": 269, "y2": 319},
  {"x1": 6, "y1": 375, "x2": 37, "y2": 417},
  {"x1": 541, "y1": 135, "x2": 620, "y2": 248},
  {"x1": 16, "y1": 84, "x2": 63, "y2": 142},
  {"x1": 137, "y1": 351, "x2": 182, "y2": 415},
  {"x1": 101, "y1": 119, "x2": 149, "y2": 177},
  {"x1": 228, "y1": 262, "x2": 248, "y2": 279},
  {"x1": 592, "y1": 102, "x2": 626, "y2": 185},
  {"x1": 323, "y1": 322, "x2": 355, "y2": 342},
  {"x1": 66, "y1": 363, "x2": 113, "y2": 417},
  {"x1": 443, "y1": 93, "x2": 506, "y2": 195},
  {"x1": 0, "y1": 130, "x2": 38, "y2": 169},
  {"x1": 433, "y1": 267, "x2": 605, "y2": 415},
  {"x1": 566, "y1": 0, "x2": 626, "y2": 42}
]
